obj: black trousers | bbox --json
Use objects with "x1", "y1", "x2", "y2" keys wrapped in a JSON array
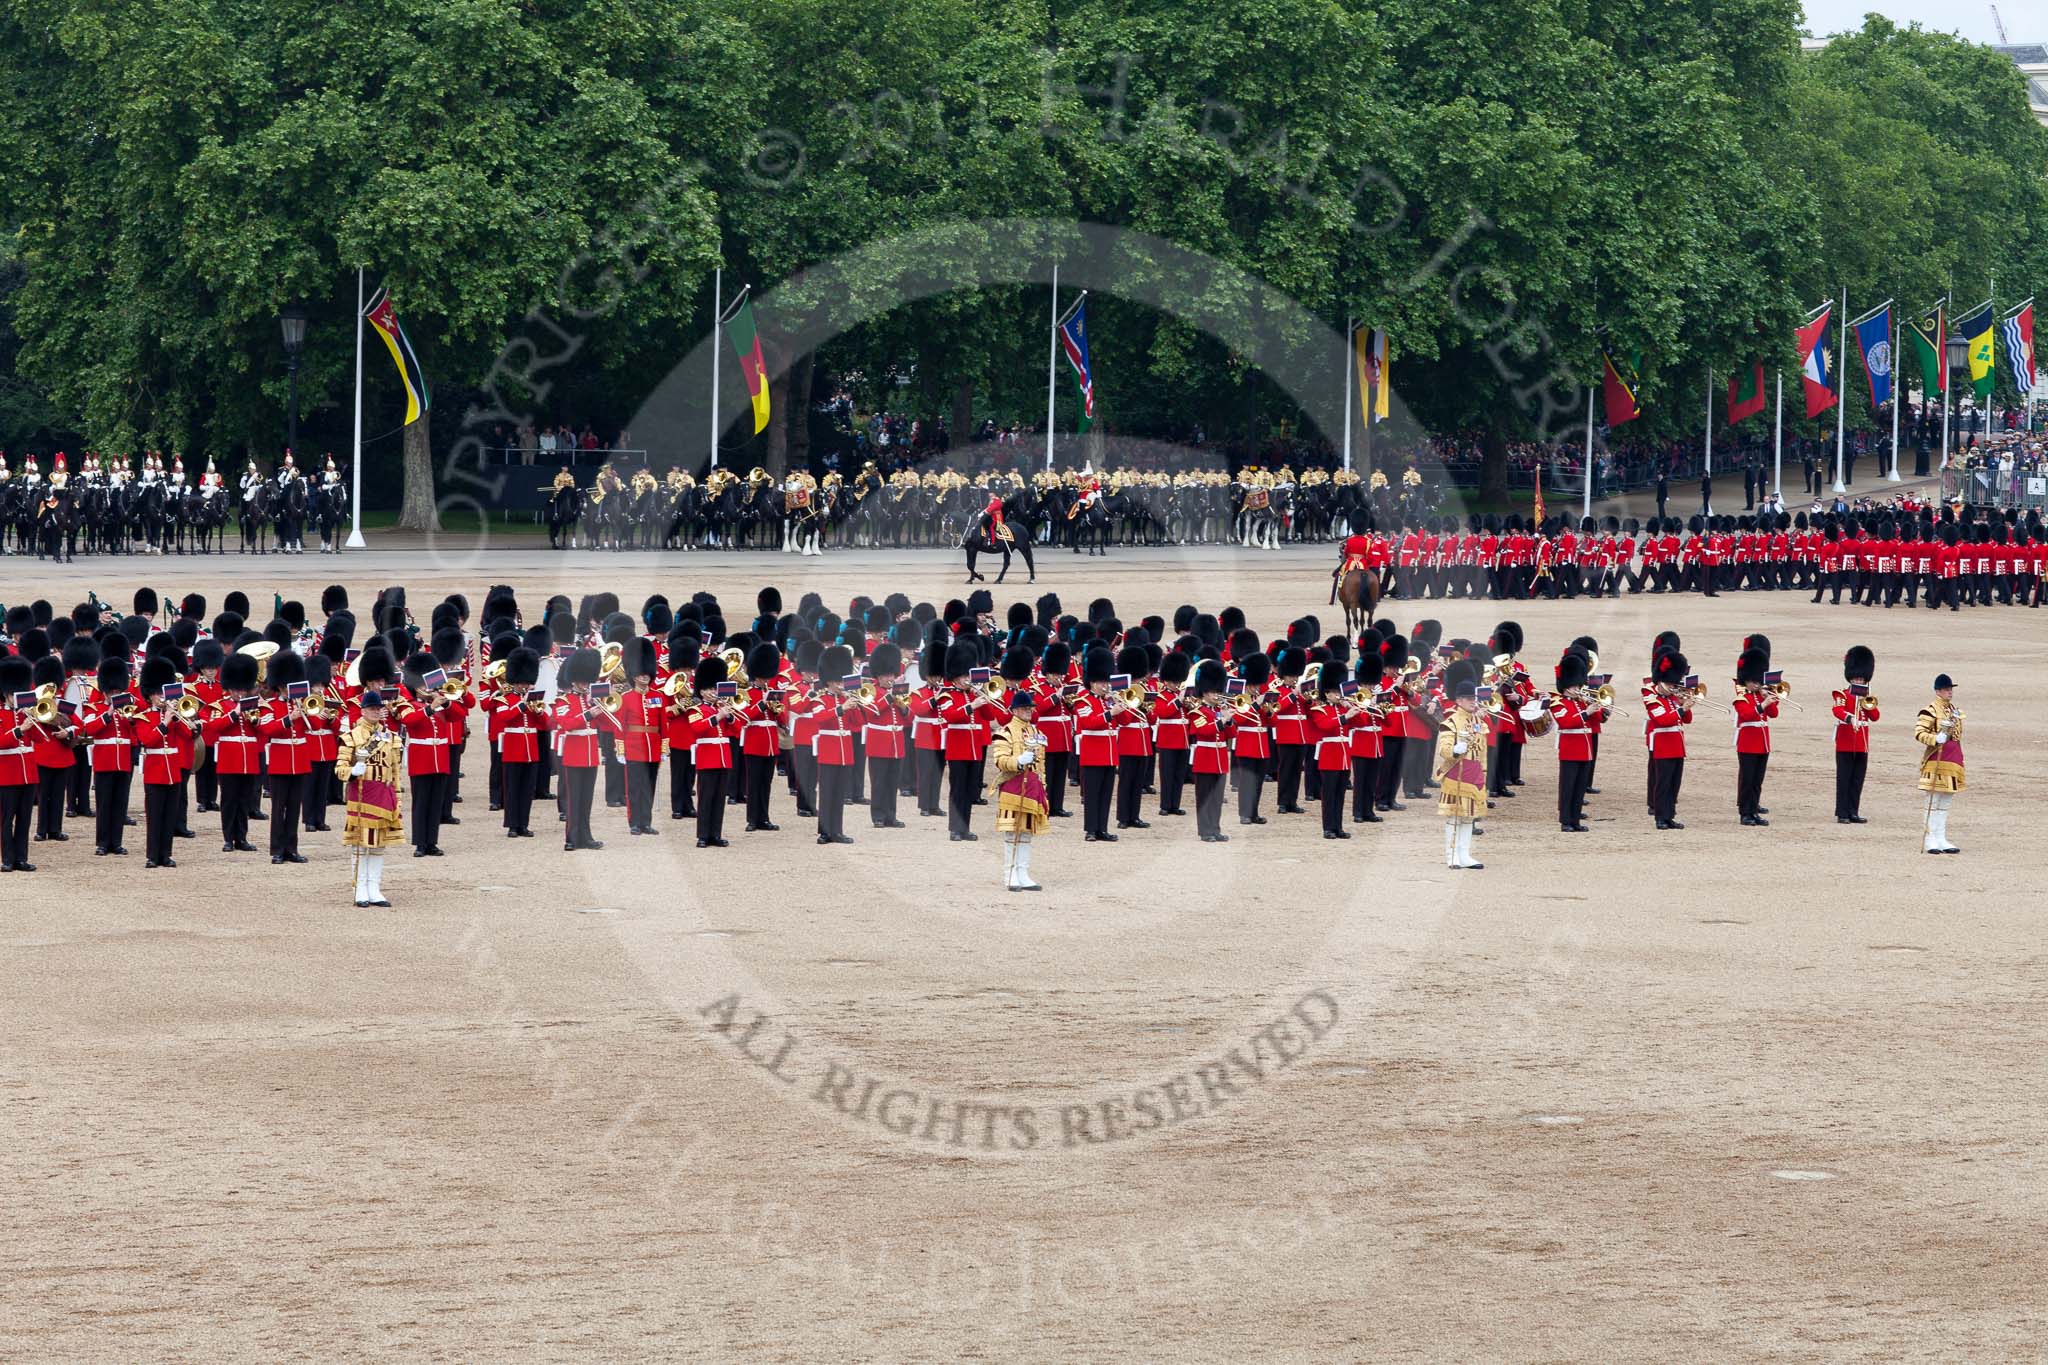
[
  {"x1": 626, "y1": 759, "x2": 659, "y2": 829},
  {"x1": 1377, "y1": 737, "x2": 1406, "y2": 807},
  {"x1": 1044, "y1": 752, "x2": 1071, "y2": 816},
  {"x1": 1274, "y1": 744, "x2": 1306, "y2": 811},
  {"x1": 69, "y1": 759, "x2": 92, "y2": 816},
  {"x1": 817, "y1": 763, "x2": 851, "y2": 839},
  {"x1": 302, "y1": 765, "x2": 331, "y2": 831},
  {"x1": 1736, "y1": 751, "x2": 1769, "y2": 818},
  {"x1": 0, "y1": 784, "x2": 30, "y2": 866},
  {"x1": 916, "y1": 747, "x2": 944, "y2": 815},
  {"x1": 268, "y1": 772, "x2": 304, "y2": 857},
  {"x1": 948, "y1": 758, "x2": 981, "y2": 836},
  {"x1": 1558, "y1": 759, "x2": 1591, "y2": 827},
  {"x1": 94, "y1": 770, "x2": 132, "y2": 851},
  {"x1": 1403, "y1": 728, "x2": 1433, "y2": 795},
  {"x1": 1116, "y1": 754, "x2": 1146, "y2": 826},
  {"x1": 503, "y1": 760, "x2": 539, "y2": 832},
  {"x1": 559, "y1": 766, "x2": 596, "y2": 847},
  {"x1": 195, "y1": 749, "x2": 218, "y2": 808},
  {"x1": 668, "y1": 751, "x2": 696, "y2": 818},
  {"x1": 444, "y1": 738, "x2": 465, "y2": 820},
  {"x1": 144, "y1": 783, "x2": 177, "y2": 863},
  {"x1": 1080, "y1": 763, "x2": 1115, "y2": 837},
  {"x1": 1156, "y1": 748, "x2": 1189, "y2": 814},
  {"x1": 412, "y1": 772, "x2": 449, "y2": 851},
  {"x1": 744, "y1": 753, "x2": 777, "y2": 827},
  {"x1": 1195, "y1": 770, "x2": 1226, "y2": 838},
  {"x1": 1651, "y1": 756, "x2": 1684, "y2": 824},
  {"x1": 867, "y1": 754, "x2": 899, "y2": 825},
  {"x1": 488, "y1": 747, "x2": 503, "y2": 809},
  {"x1": 696, "y1": 766, "x2": 729, "y2": 843},
  {"x1": 1234, "y1": 758, "x2": 1265, "y2": 822},
  {"x1": 790, "y1": 748, "x2": 818, "y2": 815},
  {"x1": 1351, "y1": 755, "x2": 1380, "y2": 820},
  {"x1": 35, "y1": 766, "x2": 69, "y2": 838},
  {"x1": 1835, "y1": 750, "x2": 1867, "y2": 819},
  {"x1": 218, "y1": 772, "x2": 258, "y2": 845},
  {"x1": 601, "y1": 734, "x2": 625, "y2": 807},
  {"x1": 1319, "y1": 769, "x2": 1347, "y2": 834}
]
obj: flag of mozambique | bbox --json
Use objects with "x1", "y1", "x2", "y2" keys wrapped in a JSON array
[
  {"x1": 363, "y1": 287, "x2": 430, "y2": 426},
  {"x1": 722, "y1": 289, "x2": 770, "y2": 434}
]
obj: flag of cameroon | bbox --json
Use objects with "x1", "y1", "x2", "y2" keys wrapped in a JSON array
[{"x1": 722, "y1": 289, "x2": 770, "y2": 434}]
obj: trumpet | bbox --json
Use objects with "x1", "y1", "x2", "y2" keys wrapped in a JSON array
[
  {"x1": 850, "y1": 681, "x2": 879, "y2": 705},
  {"x1": 26, "y1": 694, "x2": 62, "y2": 727},
  {"x1": 302, "y1": 692, "x2": 331, "y2": 720},
  {"x1": 482, "y1": 659, "x2": 508, "y2": 686},
  {"x1": 983, "y1": 677, "x2": 1010, "y2": 700},
  {"x1": 438, "y1": 677, "x2": 469, "y2": 703}
]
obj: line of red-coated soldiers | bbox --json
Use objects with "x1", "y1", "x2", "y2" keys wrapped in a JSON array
[
  {"x1": 0, "y1": 580, "x2": 1891, "y2": 874},
  {"x1": 1361, "y1": 508, "x2": 2046, "y2": 607}
]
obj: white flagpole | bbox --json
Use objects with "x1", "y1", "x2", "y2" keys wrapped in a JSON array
[
  {"x1": 1888, "y1": 307, "x2": 1901, "y2": 480},
  {"x1": 1703, "y1": 367, "x2": 1713, "y2": 515},
  {"x1": 709, "y1": 266, "x2": 722, "y2": 470},
  {"x1": 1341, "y1": 317, "x2": 1353, "y2": 475},
  {"x1": 1581, "y1": 382, "x2": 1594, "y2": 521},
  {"x1": 345, "y1": 266, "x2": 366, "y2": 549},
  {"x1": 1045, "y1": 263, "x2": 1059, "y2": 473},
  {"x1": 1832, "y1": 287, "x2": 1847, "y2": 493},
  {"x1": 1773, "y1": 371, "x2": 1783, "y2": 501}
]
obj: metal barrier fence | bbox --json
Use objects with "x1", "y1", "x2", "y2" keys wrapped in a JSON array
[{"x1": 1944, "y1": 466, "x2": 2048, "y2": 515}]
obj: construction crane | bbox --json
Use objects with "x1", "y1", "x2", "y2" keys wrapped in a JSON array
[{"x1": 1989, "y1": 4, "x2": 2008, "y2": 43}]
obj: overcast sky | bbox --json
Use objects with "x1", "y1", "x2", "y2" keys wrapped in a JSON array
[{"x1": 1801, "y1": 0, "x2": 2018, "y2": 44}]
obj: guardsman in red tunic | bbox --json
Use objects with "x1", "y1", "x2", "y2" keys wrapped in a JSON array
[
  {"x1": 616, "y1": 639, "x2": 667, "y2": 836},
  {"x1": 1305, "y1": 661, "x2": 1357, "y2": 839},
  {"x1": 256, "y1": 650, "x2": 313, "y2": 863},
  {"x1": 1070, "y1": 645, "x2": 1120, "y2": 841},
  {"x1": 398, "y1": 651, "x2": 467, "y2": 857},
  {"x1": 1644, "y1": 649, "x2": 1694, "y2": 830},
  {"x1": 811, "y1": 645, "x2": 859, "y2": 844},
  {"x1": 1731, "y1": 645, "x2": 1780, "y2": 826},
  {"x1": 201, "y1": 651, "x2": 264, "y2": 852},
  {"x1": 907, "y1": 639, "x2": 948, "y2": 818},
  {"x1": 301, "y1": 654, "x2": 342, "y2": 833},
  {"x1": 857, "y1": 641, "x2": 909, "y2": 830},
  {"x1": 130, "y1": 657, "x2": 188, "y2": 868},
  {"x1": 937, "y1": 641, "x2": 985, "y2": 841},
  {"x1": 1547, "y1": 651, "x2": 1597, "y2": 833},
  {"x1": 1230, "y1": 651, "x2": 1275, "y2": 824},
  {"x1": 28, "y1": 653, "x2": 80, "y2": 842},
  {"x1": 1030, "y1": 642, "x2": 1074, "y2": 820},
  {"x1": 1269, "y1": 646, "x2": 1310, "y2": 815},
  {"x1": 1111, "y1": 645, "x2": 1153, "y2": 831},
  {"x1": 490, "y1": 648, "x2": 550, "y2": 838},
  {"x1": 661, "y1": 636, "x2": 701, "y2": 822},
  {"x1": 0, "y1": 656, "x2": 41, "y2": 871},
  {"x1": 675, "y1": 656, "x2": 739, "y2": 847},
  {"x1": 1346, "y1": 654, "x2": 1387, "y2": 824},
  {"x1": 1151, "y1": 652, "x2": 1192, "y2": 816},
  {"x1": 1832, "y1": 644, "x2": 1877, "y2": 823},
  {"x1": 735, "y1": 643, "x2": 785, "y2": 833},
  {"x1": 189, "y1": 639, "x2": 226, "y2": 813},
  {"x1": 1185, "y1": 660, "x2": 1236, "y2": 842},
  {"x1": 79, "y1": 657, "x2": 137, "y2": 857},
  {"x1": 548, "y1": 647, "x2": 621, "y2": 852}
]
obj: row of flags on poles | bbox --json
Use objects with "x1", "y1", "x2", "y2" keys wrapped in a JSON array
[{"x1": 1590, "y1": 297, "x2": 2035, "y2": 428}]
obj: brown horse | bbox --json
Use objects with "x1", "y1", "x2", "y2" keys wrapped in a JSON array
[{"x1": 1337, "y1": 567, "x2": 1381, "y2": 640}]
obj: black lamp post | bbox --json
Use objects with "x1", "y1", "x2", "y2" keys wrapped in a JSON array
[{"x1": 279, "y1": 303, "x2": 309, "y2": 459}]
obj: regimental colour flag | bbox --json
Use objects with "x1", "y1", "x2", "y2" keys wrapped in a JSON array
[
  {"x1": 2002, "y1": 302, "x2": 2035, "y2": 395},
  {"x1": 363, "y1": 287, "x2": 431, "y2": 427},
  {"x1": 1798, "y1": 305, "x2": 1836, "y2": 419},
  {"x1": 1906, "y1": 305, "x2": 1946, "y2": 397},
  {"x1": 1354, "y1": 327, "x2": 1391, "y2": 424},
  {"x1": 1601, "y1": 352, "x2": 1640, "y2": 424},
  {"x1": 1958, "y1": 302, "x2": 1996, "y2": 399},
  {"x1": 1727, "y1": 363, "x2": 1766, "y2": 424},
  {"x1": 1853, "y1": 305, "x2": 1893, "y2": 409},
  {"x1": 721, "y1": 287, "x2": 771, "y2": 435},
  {"x1": 1058, "y1": 295, "x2": 1095, "y2": 434}
]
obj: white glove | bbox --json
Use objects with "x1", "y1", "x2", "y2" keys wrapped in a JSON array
[
  {"x1": 350, "y1": 762, "x2": 367, "y2": 777},
  {"x1": 1016, "y1": 748, "x2": 1036, "y2": 767},
  {"x1": 1452, "y1": 740, "x2": 1469, "y2": 755},
  {"x1": 1934, "y1": 732, "x2": 1948, "y2": 744}
]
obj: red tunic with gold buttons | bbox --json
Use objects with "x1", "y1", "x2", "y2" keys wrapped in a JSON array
[
  {"x1": 1031, "y1": 681, "x2": 1072, "y2": 756},
  {"x1": 1189, "y1": 702, "x2": 1235, "y2": 775},
  {"x1": 674, "y1": 700, "x2": 736, "y2": 769},
  {"x1": 938, "y1": 688, "x2": 986, "y2": 761},
  {"x1": 202, "y1": 702, "x2": 265, "y2": 775},
  {"x1": 1831, "y1": 689, "x2": 1877, "y2": 754},
  {"x1": 737, "y1": 687, "x2": 783, "y2": 759},
  {"x1": 1306, "y1": 702, "x2": 1354, "y2": 772},
  {"x1": 79, "y1": 701, "x2": 137, "y2": 774},
  {"x1": 1150, "y1": 688, "x2": 1188, "y2": 752},
  {"x1": 489, "y1": 693, "x2": 552, "y2": 764},
  {"x1": 549, "y1": 693, "x2": 619, "y2": 768},
  {"x1": 1229, "y1": 692, "x2": 1272, "y2": 762},
  {"x1": 131, "y1": 712, "x2": 187, "y2": 787},
  {"x1": 0, "y1": 705, "x2": 37, "y2": 787},
  {"x1": 1546, "y1": 694, "x2": 1595, "y2": 764},
  {"x1": 812, "y1": 695, "x2": 857, "y2": 766},
  {"x1": 618, "y1": 686, "x2": 668, "y2": 764},
  {"x1": 257, "y1": 701, "x2": 314, "y2": 776},
  {"x1": 1070, "y1": 691, "x2": 1118, "y2": 768},
  {"x1": 1732, "y1": 692, "x2": 1779, "y2": 755},
  {"x1": 399, "y1": 693, "x2": 465, "y2": 775},
  {"x1": 1643, "y1": 694, "x2": 1692, "y2": 759},
  {"x1": 857, "y1": 691, "x2": 907, "y2": 760}
]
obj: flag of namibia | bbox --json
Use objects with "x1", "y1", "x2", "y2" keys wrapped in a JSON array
[{"x1": 363, "y1": 287, "x2": 430, "y2": 427}]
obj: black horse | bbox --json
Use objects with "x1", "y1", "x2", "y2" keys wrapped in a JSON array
[
  {"x1": 313, "y1": 482, "x2": 349, "y2": 553},
  {"x1": 545, "y1": 485, "x2": 582, "y2": 549},
  {"x1": 240, "y1": 483, "x2": 276, "y2": 554}
]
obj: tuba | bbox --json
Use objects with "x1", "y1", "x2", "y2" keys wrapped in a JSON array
[
  {"x1": 237, "y1": 638, "x2": 280, "y2": 685},
  {"x1": 598, "y1": 642, "x2": 625, "y2": 686}
]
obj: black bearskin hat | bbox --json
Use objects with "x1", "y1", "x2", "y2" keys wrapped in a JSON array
[
  {"x1": 96, "y1": 657, "x2": 129, "y2": 696},
  {"x1": 1218, "y1": 606, "x2": 1245, "y2": 633},
  {"x1": 1740, "y1": 633, "x2": 1771, "y2": 668},
  {"x1": 133, "y1": 587, "x2": 159, "y2": 618},
  {"x1": 1082, "y1": 646, "x2": 1115, "y2": 685},
  {"x1": 221, "y1": 652, "x2": 260, "y2": 692},
  {"x1": 0, "y1": 656, "x2": 28, "y2": 698},
  {"x1": 1115, "y1": 645, "x2": 1149, "y2": 680},
  {"x1": 61, "y1": 635, "x2": 101, "y2": 674},
  {"x1": 1239, "y1": 652, "x2": 1273, "y2": 687},
  {"x1": 1190, "y1": 659, "x2": 1226, "y2": 696},
  {"x1": 1007, "y1": 601, "x2": 1033, "y2": 631},
  {"x1": 626, "y1": 637, "x2": 660, "y2": 681},
  {"x1": 1000, "y1": 647, "x2": 1033, "y2": 683},
  {"x1": 1378, "y1": 634, "x2": 1409, "y2": 673},
  {"x1": 192, "y1": 639, "x2": 226, "y2": 672},
  {"x1": 138, "y1": 655, "x2": 177, "y2": 699},
  {"x1": 868, "y1": 642, "x2": 903, "y2": 678},
  {"x1": 644, "y1": 598, "x2": 675, "y2": 636},
  {"x1": 1275, "y1": 646, "x2": 1306, "y2": 679},
  {"x1": 666, "y1": 630, "x2": 701, "y2": 674},
  {"x1": 355, "y1": 648, "x2": 397, "y2": 688},
  {"x1": 820, "y1": 645, "x2": 855, "y2": 683},
  {"x1": 943, "y1": 641, "x2": 978, "y2": 681},
  {"x1": 561, "y1": 647, "x2": 601, "y2": 688},
  {"x1": 1735, "y1": 647, "x2": 1768, "y2": 686},
  {"x1": 1313, "y1": 660, "x2": 1344, "y2": 694},
  {"x1": 746, "y1": 643, "x2": 781, "y2": 682},
  {"x1": 758, "y1": 586, "x2": 783, "y2": 617},
  {"x1": 1652, "y1": 651, "x2": 1689, "y2": 688},
  {"x1": 1158, "y1": 652, "x2": 1191, "y2": 686},
  {"x1": 265, "y1": 649, "x2": 306, "y2": 693},
  {"x1": 1843, "y1": 645, "x2": 1874, "y2": 683},
  {"x1": 693, "y1": 657, "x2": 729, "y2": 693},
  {"x1": 1556, "y1": 652, "x2": 1588, "y2": 691},
  {"x1": 431, "y1": 627, "x2": 466, "y2": 667},
  {"x1": 223, "y1": 590, "x2": 250, "y2": 619},
  {"x1": 1041, "y1": 641, "x2": 1071, "y2": 677},
  {"x1": 505, "y1": 648, "x2": 541, "y2": 688},
  {"x1": 1355, "y1": 653, "x2": 1385, "y2": 688},
  {"x1": 1036, "y1": 593, "x2": 1062, "y2": 628},
  {"x1": 1490, "y1": 620, "x2": 1522, "y2": 656}
]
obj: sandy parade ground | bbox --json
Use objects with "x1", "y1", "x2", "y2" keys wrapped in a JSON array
[{"x1": 6, "y1": 529, "x2": 2048, "y2": 1361}]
